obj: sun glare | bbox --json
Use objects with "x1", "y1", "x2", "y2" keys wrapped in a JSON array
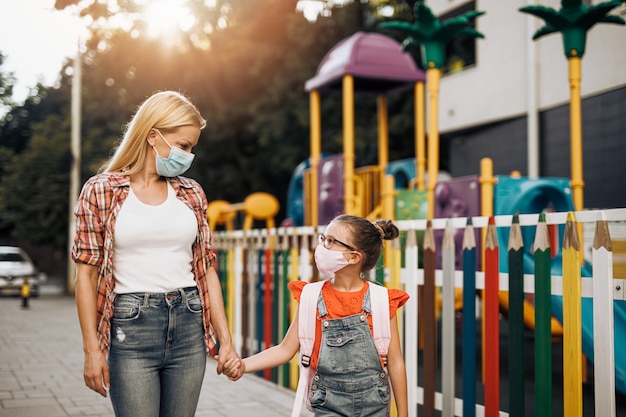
[
  {"x1": 143, "y1": 0, "x2": 196, "y2": 38},
  {"x1": 296, "y1": 0, "x2": 353, "y2": 22}
]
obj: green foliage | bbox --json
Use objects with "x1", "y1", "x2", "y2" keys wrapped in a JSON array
[
  {"x1": 0, "y1": 52, "x2": 16, "y2": 112},
  {"x1": 0, "y1": 0, "x2": 420, "y2": 247},
  {"x1": 519, "y1": 0, "x2": 624, "y2": 58},
  {"x1": 0, "y1": 114, "x2": 71, "y2": 249}
]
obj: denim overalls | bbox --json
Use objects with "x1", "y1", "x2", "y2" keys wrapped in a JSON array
[{"x1": 308, "y1": 287, "x2": 391, "y2": 417}]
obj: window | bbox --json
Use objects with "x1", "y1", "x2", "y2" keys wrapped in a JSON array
[{"x1": 439, "y1": 1, "x2": 479, "y2": 74}]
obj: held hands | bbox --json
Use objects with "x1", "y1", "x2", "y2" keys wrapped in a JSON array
[
  {"x1": 214, "y1": 343, "x2": 244, "y2": 381},
  {"x1": 221, "y1": 356, "x2": 245, "y2": 381}
]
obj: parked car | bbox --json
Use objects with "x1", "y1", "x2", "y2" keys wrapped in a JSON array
[{"x1": 0, "y1": 246, "x2": 47, "y2": 296}]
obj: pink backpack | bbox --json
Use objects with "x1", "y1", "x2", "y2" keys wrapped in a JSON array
[{"x1": 291, "y1": 280, "x2": 391, "y2": 417}]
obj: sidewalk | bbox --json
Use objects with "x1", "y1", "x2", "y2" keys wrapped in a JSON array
[{"x1": 0, "y1": 295, "x2": 307, "y2": 417}]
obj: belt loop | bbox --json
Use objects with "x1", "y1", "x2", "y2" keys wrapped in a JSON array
[
  {"x1": 143, "y1": 292, "x2": 149, "y2": 308},
  {"x1": 179, "y1": 287, "x2": 187, "y2": 304}
]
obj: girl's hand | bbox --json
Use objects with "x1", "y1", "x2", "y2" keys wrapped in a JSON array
[{"x1": 215, "y1": 355, "x2": 244, "y2": 381}]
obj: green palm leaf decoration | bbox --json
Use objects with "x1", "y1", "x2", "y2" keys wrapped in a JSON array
[
  {"x1": 519, "y1": 0, "x2": 625, "y2": 58},
  {"x1": 379, "y1": 2, "x2": 485, "y2": 69}
]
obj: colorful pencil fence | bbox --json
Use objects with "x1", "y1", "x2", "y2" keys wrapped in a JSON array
[
  {"x1": 212, "y1": 208, "x2": 626, "y2": 417},
  {"x1": 462, "y1": 218, "x2": 477, "y2": 417},
  {"x1": 507, "y1": 213, "x2": 524, "y2": 417},
  {"x1": 534, "y1": 213, "x2": 552, "y2": 416}
]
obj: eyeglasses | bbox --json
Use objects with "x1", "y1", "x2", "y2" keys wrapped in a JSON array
[{"x1": 318, "y1": 234, "x2": 356, "y2": 251}]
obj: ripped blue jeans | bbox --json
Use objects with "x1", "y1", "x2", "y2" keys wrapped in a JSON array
[{"x1": 108, "y1": 287, "x2": 206, "y2": 417}]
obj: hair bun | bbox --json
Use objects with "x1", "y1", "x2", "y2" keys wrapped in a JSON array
[{"x1": 375, "y1": 219, "x2": 399, "y2": 241}]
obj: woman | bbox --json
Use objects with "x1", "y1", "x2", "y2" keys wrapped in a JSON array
[
  {"x1": 226, "y1": 214, "x2": 409, "y2": 417},
  {"x1": 72, "y1": 91, "x2": 240, "y2": 417}
]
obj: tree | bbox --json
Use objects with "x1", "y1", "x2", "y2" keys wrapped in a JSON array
[
  {"x1": 0, "y1": 113, "x2": 71, "y2": 250},
  {"x1": 0, "y1": 52, "x2": 16, "y2": 114},
  {"x1": 1, "y1": 0, "x2": 419, "y2": 249}
]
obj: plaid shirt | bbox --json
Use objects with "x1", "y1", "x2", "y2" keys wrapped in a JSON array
[{"x1": 71, "y1": 172, "x2": 218, "y2": 356}]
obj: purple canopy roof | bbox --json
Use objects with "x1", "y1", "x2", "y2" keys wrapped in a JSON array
[{"x1": 305, "y1": 31, "x2": 425, "y2": 94}]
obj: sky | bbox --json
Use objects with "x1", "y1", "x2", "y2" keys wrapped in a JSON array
[
  {"x1": 0, "y1": 0, "x2": 84, "y2": 104},
  {"x1": 0, "y1": 0, "x2": 340, "y2": 107}
]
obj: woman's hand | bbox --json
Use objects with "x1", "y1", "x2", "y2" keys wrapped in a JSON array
[
  {"x1": 83, "y1": 350, "x2": 110, "y2": 397},
  {"x1": 75, "y1": 263, "x2": 109, "y2": 396},
  {"x1": 214, "y1": 345, "x2": 244, "y2": 381},
  {"x1": 217, "y1": 354, "x2": 245, "y2": 381}
]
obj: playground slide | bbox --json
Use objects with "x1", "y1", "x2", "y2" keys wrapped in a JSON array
[{"x1": 540, "y1": 254, "x2": 626, "y2": 395}]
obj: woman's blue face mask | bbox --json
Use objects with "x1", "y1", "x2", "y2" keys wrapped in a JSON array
[{"x1": 153, "y1": 129, "x2": 195, "y2": 177}]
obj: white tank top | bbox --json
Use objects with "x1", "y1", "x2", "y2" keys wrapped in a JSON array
[{"x1": 113, "y1": 182, "x2": 197, "y2": 294}]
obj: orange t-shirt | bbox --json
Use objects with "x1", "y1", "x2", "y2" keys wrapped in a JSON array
[{"x1": 289, "y1": 280, "x2": 409, "y2": 370}]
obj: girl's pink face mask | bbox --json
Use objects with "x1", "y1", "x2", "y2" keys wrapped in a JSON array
[{"x1": 314, "y1": 245, "x2": 352, "y2": 277}]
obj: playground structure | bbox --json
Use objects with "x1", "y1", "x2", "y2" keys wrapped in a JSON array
[
  {"x1": 286, "y1": 30, "x2": 578, "y2": 332},
  {"x1": 301, "y1": 31, "x2": 426, "y2": 227},
  {"x1": 207, "y1": 192, "x2": 280, "y2": 231},
  {"x1": 208, "y1": 2, "x2": 626, "y2": 415}
]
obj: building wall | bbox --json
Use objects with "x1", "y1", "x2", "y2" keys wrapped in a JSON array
[
  {"x1": 427, "y1": 0, "x2": 626, "y2": 133},
  {"x1": 445, "y1": 86, "x2": 626, "y2": 209},
  {"x1": 541, "y1": 87, "x2": 626, "y2": 209}
]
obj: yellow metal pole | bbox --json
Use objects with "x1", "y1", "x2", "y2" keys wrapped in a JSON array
[
  {"x1": 569, "y1": 57, "x2": 584, "y2": 213},
  {"x1": 343, "y1": 75, "x2": 356, "y2": 216},
  {"x1": 382, "y1": 175, "x2": 395, "y2": 221},
  {"x1": 480, "y1": 157, "x2": 495, "y2": 219},
  {"x1": 378, "y1": 95, "x2": 392, "y2": 270},
  {"x1": 310, "y1": 90, "x2": 321, "y2": 227},
  {"x1": 382, "y1": 174, "x2": 396, "y2": 272},
  {"x1": 415, "y1": 81, "x2": 426, "y2": 191},
  {"x1": 426, "y1": 68, "x2": 441, "y2": 219},
  {"x1": 378, "y1": 94, "x2": 390, "y2": 217},
  {"x1": 568, "y1": 57, "x2": 585, "y2": 261}
]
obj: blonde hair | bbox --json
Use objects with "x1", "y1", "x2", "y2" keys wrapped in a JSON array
[{"x1": 101, "y1": 91, "x2": 207, "y2": 174}]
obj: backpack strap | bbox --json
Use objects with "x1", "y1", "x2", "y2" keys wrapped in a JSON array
[
  {"x1": 292, "y1": 280, "x2": 325, "y2": 417},
  {"x1": 369, "y1": 282, "x2": 393, "y2": 414},
  {"x1": 298, "y1": 281, "x2": 325, "y2": 365},
  {"x1": 368, "y1": 282, "x2": 391, "y2": 366}
]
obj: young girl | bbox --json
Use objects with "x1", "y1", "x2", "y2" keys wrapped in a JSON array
[{"x1": 225, "y1": 214, "x2": 409, "y2": 417}]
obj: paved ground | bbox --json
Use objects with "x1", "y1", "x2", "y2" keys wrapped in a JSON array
[{"x1": 0, "y1": 293, "x2": 307, "y2": 417}]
